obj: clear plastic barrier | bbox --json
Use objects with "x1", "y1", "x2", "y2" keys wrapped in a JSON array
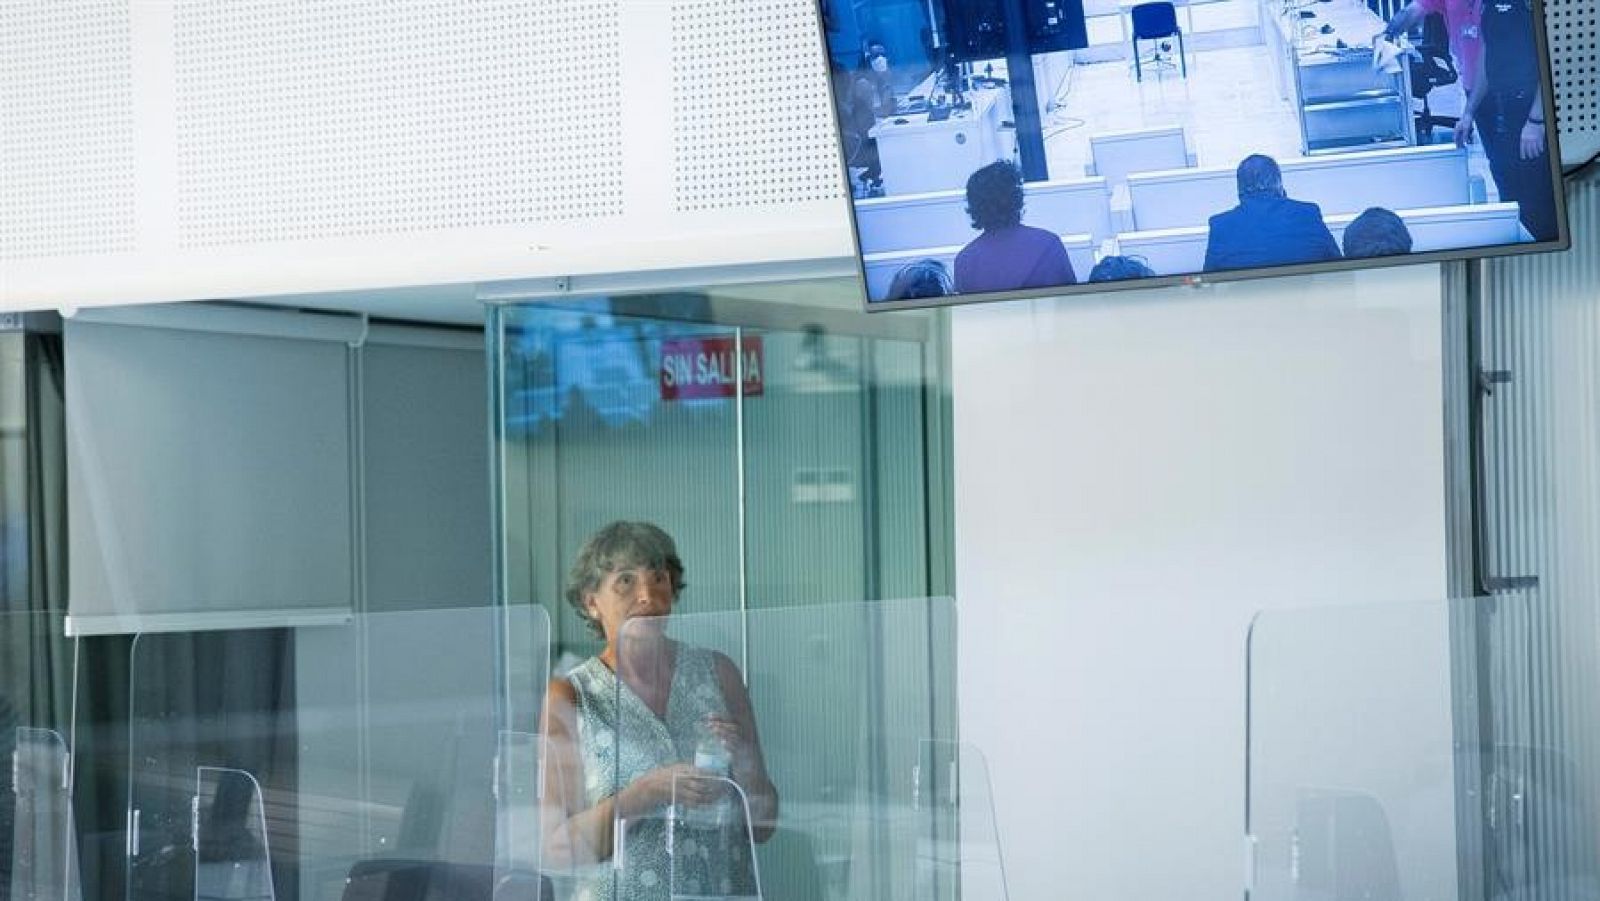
[
  {"x1": 1245, "y1": 597, "x2": 1600, "y2": 901},
  {"x1": 193, "y1": 767, "x2": 273, "y2": 901},
  {"x1": 1247, "y1": 600, "x2": 1460, "y2": 901},
  {"x1": 2, "y1": 613, "x2": 82, "y2": 901},
  {"x1": 668, "y1": 774, "x2": 761, "y2": 901},
  {"x1": 496, "y1": 729, "x2": 565, "y2": 896},
  {"x1": 912, "y1": 741, "x2": 1007, "y2": 901},
  {"x1": 128, "y1": 605, "x2": 549, "y2": 901},
  {"x1": 10, "y1": 728, "x2": 82, "y2": 901},
  {"x1": 556, "y1": 597, "x2": 1003, "y2": 901}
]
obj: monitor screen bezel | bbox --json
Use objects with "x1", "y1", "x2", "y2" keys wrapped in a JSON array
[{"x1": 812, "y1": 0, "x2": 1573, "y2": 313}]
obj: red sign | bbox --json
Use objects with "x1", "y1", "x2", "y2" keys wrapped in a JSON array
[{"x1": 660, "y1": 336, "x2": 764, "y2": 401}]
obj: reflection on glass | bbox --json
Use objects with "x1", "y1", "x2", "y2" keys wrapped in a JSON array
[
  {"x1": 1, "y1": 332, "x2": 28, "y2": 602},
  {"x1": 193, "y1": 768, "x2": 273, "y2": 901}
]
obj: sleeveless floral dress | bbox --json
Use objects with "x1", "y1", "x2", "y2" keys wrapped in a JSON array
[{"x1": 565, "y1": 645, "x2": 759, "y2": 900}]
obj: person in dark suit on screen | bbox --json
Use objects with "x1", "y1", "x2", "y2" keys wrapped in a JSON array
[{"x1": 1203, "y1": 155, "x2": 1341, "y2": 272}]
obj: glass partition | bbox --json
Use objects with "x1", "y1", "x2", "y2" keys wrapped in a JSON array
[
  {"x1": 193, "y1": 768, "x2": 272, "y2": 901},
  {"x1": 127, "y1": 605, "x2": 548, "y2": 901},
  {"x1": 1245, "y1": 597, "x2": 1600, "y2": 901},
  {"x1": 11, "y1": 727, "x2": 82, "y2": 901},
  {"x1": 1248, "y1": 599, "x2": 1461, "y2": 901},
  {"x1": 543, "y1": 597, "x2": 1001, "y2": 901},
  {"x1": 668, "y1": 774, "x2": 761, "y2": 901},
  {"x1": 912, "y1": 741, "x2": 1007, "y2": 901},
  {"x1": 489, "y1": 283, "x2": 952, "y2": 657},
  {"x1": 494, "y1": 730, "x2": 544, "y2": 885},
  {"x1": 2, "y1": 614, "x2": 81, "y2": 901}
]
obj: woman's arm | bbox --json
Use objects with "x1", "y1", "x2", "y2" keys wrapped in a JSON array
[
  {"x1": 540, "y1": 679, "x2": 613, "y2": 866},
  {"x1": 710, "y1": 654, "x2": 781, "y2": 843}
]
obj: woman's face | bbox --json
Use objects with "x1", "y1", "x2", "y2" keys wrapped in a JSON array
[{"x1": 587, "y1": 565, "x2": 675, "y2": 643}]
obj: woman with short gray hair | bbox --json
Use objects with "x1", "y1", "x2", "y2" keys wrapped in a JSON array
[{"x1": 541, "y1": 521, "x2": 778, "y2": 900}]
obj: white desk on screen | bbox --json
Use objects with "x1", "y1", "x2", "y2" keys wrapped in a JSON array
[
  {"x1": 1086, "y1": 126, "x2": 1197, "y2": 188},
  {"x1": 1115, "y1": 201, "x2": 1528, "y2": 275},
  {"x1": 871, "y1": 89, "x2": 1007, "y2": 196},
  {"x1": 1126, "y1": 144, "x2": 1470, "y2": 231},
  {"x1": 855, "y1": 176, "x2": 1114, "y2": 254},
  {"x1": 1326, "y1": 201, "x2": 1530, "y2": 250}
]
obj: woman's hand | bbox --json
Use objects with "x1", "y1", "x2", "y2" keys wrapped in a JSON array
[
  {"x1": 1520, "y1": 119, "x2": 1546, "y2": 160},
  {"x1": 703, "y1": 715, "x2": 758, "y2": 776},
  {"x1": 618, "y1": 763, "x2": 721, "y2": 818},
  {"x1": 1454, "y1": 117, "x2": 1475, "y2": 147}
]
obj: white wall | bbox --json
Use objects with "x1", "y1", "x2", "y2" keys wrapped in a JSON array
[
  {"x1": 952, "y1": 265, "x2": 1453, "y2": 901},
  {"x1": 0, "y1": 0, "x2": 850, "y2": 311}
]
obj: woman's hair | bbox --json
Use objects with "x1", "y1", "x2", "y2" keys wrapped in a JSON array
[
  {"x1": 886, "y1": 259, "x2": 953, "y2": 300},
  {"x1": 1341, "y1": 207, "x2": 1413, "y2": 258},
  {"x1": 1087, "y1": 255, "x2": 1156, "y2": 282},
  {"x1": 1235, "y1": 154, "x2": 1286, "y2": 200},
  {"x1": 564, "y1": 521, "x2": 687, "y2": 637},
  {"x1": 965, "y1": 160, "x2": 1026, "y2": 231}
]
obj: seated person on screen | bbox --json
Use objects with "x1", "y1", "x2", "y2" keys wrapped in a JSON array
[
  {"x1": 1087, "y1": 255, "x2": 1157, "y2": 282},
  {"x1": 886, "y1": 259, "x2": 953, "y2": 300},
  {"x1": 954, "y1": 160, "x2": 1077, "y2": 294},
  {"x1": 1203, "y1": 155, "x2": 1341, "y2": 273},
  {"x1": 541, "y1": 522, "x2": 778, "y2": 899},
  {"x1": 1341, "y1": 207, "x2": 1415, "y2": 258}
]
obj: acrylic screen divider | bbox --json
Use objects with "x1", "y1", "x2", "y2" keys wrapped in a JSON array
[
  {"x1": 602, "y1": 597, "x2": 1010, "y2": 901},
  {"x1": 1245, "y1": 598, "x2": 1465, "y2": 901},
  {"x1": 128, "y1": 604, "x2": 548, "y2": 901},
  {"x1": 4, "y1": 613, "x2": 83, "y2": 901}
]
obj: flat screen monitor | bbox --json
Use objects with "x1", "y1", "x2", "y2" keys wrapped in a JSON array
[{"x1": 818, "y1": 0, "x2": 1570, "y2": 310}]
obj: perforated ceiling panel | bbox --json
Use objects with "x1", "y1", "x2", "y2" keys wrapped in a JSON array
[
  {"x1": 1548, "y1": 0, "x2": 1600, "y2": 165},
  {"x1": 671, "y1": 0, "x2": 844, "y2": 211},
  {"x1": 174, "y1": 0, "x2": 623, "y2": 248},
  {"x1": 0, "y1": 0, "x2": 135, "y2": 260}
]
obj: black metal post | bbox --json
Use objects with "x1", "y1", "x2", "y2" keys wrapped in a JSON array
[{"x1": 1000, "y1": 0, "x2": 1050, "y2": 181}]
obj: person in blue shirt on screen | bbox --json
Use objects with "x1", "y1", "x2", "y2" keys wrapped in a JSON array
[
  {"x1": 1203, "y1": 155, "x2": 1342, "y2": 272},
  {"x1": 953, "y1": 160, "x2": 1077, "y2": 294}
]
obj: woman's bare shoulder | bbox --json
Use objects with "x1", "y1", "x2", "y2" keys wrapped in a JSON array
[{"x1": 546, "y1": 676, "x2": 578, "y2": 705}]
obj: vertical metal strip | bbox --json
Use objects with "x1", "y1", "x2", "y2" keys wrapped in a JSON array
[
  {"x1": 734, "y1": 325, "x2": 750, "y2": 676},
  {"x1": 347, "y1": 338, "x2": 374, "y2": 855}
]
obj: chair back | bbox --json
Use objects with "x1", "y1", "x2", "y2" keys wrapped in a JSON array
[
  {"x1": 1131, "y1": 2, "x2": 1180, "y2": 38},
  {"x1": 1419, "y1": 10, "x2": 1450, "y2": 49},
  {"x1": 1408, "y1": 15, "x2": 1458, "y2": 96}
]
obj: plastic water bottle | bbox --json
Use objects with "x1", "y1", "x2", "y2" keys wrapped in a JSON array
[{"x1": 682, "y1": 728, "x2": 733, "y2": 831}]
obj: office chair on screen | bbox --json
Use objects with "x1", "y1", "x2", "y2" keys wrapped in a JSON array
[
  {"x1": 1131, "y1": 2, "x2": 1187, "y2": 82},
  {"x1": 1366, "y1": 0, "x2": 1408, "y2": 21},
  {"x1": 1409, "y1": 13, "x2": 1459, "y2": 144}
]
